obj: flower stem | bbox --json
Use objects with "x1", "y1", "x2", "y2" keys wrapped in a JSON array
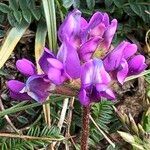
[{"x1": 81, "y1": 105, "x2": 91, "y2": 150}]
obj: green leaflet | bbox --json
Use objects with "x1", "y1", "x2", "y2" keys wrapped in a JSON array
[
  {"x1": 0, "y1": 3, "x2": 10, "y2": 13},
  {"x1": 86, "y1": 0, "x2": 95, "y2": 10},
  {"x1": 0, "y1": 126, "x2": 64, "y2": 150}
]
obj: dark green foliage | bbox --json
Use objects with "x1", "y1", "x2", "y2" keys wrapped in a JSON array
[
  {"x1": 0, "y1": 3, "x2": 10, "y2": 13},
  {"x1": 102, "y1": 0, "x2": 150, "y2": 42},
  {"x1": 62, "y1": 0, "x2": 80, "y2": 8},
  {"x1": 89, "y1": 100, "x2": 122, "y2": 148},
  {"x1": 106, "y1": 144, "x2": 121, "y2": 150},
  {"x1": 142, "y1": 115, "x2": 150, "y2": 132},
  {"x1": 9, "y1": 0, "x2": 19, "y2": 11},
  {"x1": 17, "y1": 116, "x2": 29, "y2": 124},
  {"x1": 62, "y1": 0, "x2": 150, "y2": 44},
  {"x1": 92, "y1": 101, "x2": 115, "y2": 131},
  {"x1": 0, "y1": 125, "x2": 63, "y2": 150},
  {"x1": 0, "y1": 0, "x2": 42, "y2": 26},
  {"x1": 86, "y1": 0, "x2": 95, "y2": 10}
]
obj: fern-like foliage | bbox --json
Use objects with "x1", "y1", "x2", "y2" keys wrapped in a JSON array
[
  {"x1": 89, "y1": 100, "x2": 122, "y2": 148},
  {"x1": 0, "y1": 126, "x2": 63, "y2": 150}
]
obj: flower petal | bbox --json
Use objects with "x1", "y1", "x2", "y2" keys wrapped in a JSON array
[
  {"x1": 123, "y1": 43, "x2": 137, "y2": 59},
  {"x1": 81, "y1": 17, "x2": 88, "y2": 30},
  {"x1": 16, "y1": 59, "x2": 36, "y2": 76},
  {"x1": 81, "y1": 12, "x2": 104, "y2": 42},
  {"x1": 7, "y1": 80, "x2": 31, "y2": 100},
  {"x1": 79, "y1": 37, "x2": 102, "y2": 62},
  {"x1": 39, "y1": 47, "x2": 55, "y2": 74},
  {"x1": 87, "y1": 12, "x2": 104, "y2": 30},
  {"x1": 128, "y1": 55, "x2": 147, "y2": 75},
  {"x1": 89, "y1": 23, "x2": 106, "y2": 37},
  {"x1": 9, "y1": 91, "x2": 31, "y2": 100},
  {"x1": 58, "y1": 40, "x2": 81, "y2": 79},
  {"x1": 78, "y1": 89, "x2": 90, "y2": 106},
  {"x1": 102, "y1": 13, "x2": 109, "y2": 27},
  {"x1": 25, "y1": 75, "x2": 51, "y2": 103},
  {"x1": 7, "y1": 80, "x2": 25, "y2": 93},
  {"x1": 47, "y1": 58, "x2": 63, "y2": 69},
  {"x1": 48, "y1": 68, "x2": 65, "y2": 85},
  {"x1": 117, "y1": 59, "x2": 129, "y2": 84},
  {"x1": 58, "y1": 9, "x2": 81, "y2": 43},
  {"x1": 81, "y1": 58, "x2": 111, "y2": 87},
  {"x1": 96, "y1": 83, "x2": 115, "y2": 99},
  {"x1": 101, "y1": 19, "x2": 118, "y2": 51},
  {"x1": 103, "y1": 41, "x2": 128, "y2": 71}
]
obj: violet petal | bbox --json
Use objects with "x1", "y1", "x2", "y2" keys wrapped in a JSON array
[
  {"x1": 9, "y1": 91, "x2": 31, "y2": 100},
  {"x1": 25, "y1": 75, "x2": 51, "y2": 103},
  {"x1": 81, "y1": 58, "x2": 111, "y2": 88},
  {"x1": 7, "y1": 80, "x2": 25, "y2": 93},
  {"x1": 128, "y1": 55, "x2": 147, "y2": 75},
  {"x1": 48, "y1": 68, "x2": 65, "y2": 85},
  {"x1": 87, "y1": 12, "x2": 104, "y2": 30},
  {"x1": 117, "y1": 59, "x2": 129, "y2": 84},
  {"x1": 123, "y1": 43, "x2": 137, "y2": 59},
  {"x1": 96, "y1": 83, "x2": 115, "y2": 99},
  {"x1": 58, "y1": 9, "x2": 81, "y2": 43},
  {"x1": 103, "y1": 41, "x2": 128, "y2": 71},
  {"x1": 16, "y1": 59, "x2": 36, "y2": 76},
  {"x1": 79, "y1": 37, "x2": 102, "y2": 62},
  {"x1": 58, "y1": 40, "x2": 81, "y2": 79},
  {"x1": 101, "y1": 19, "x2": 118, "y2": 51},
  {"x1": 89, "y1": 23, "x2": 106, "y2": 37},
  {"x1": 39, "y1": 47, "x2": 55, "y2": 74},
  {"x1": 78, "y1": 89, "x2": 90, "y2": 106},
  {"x1": 7, "y1": 80, "x2": 31, "y2": 100},
  {"x1": 47, "y1": 58, "x2": 63, "y2": 69}
]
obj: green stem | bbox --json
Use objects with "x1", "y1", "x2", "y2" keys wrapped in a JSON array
[
  {"x1": 0, "y1": 102, "x2": 40, "y2": 118},
  {"x1": 123, "y1": 2, "x2": 150, "y2": 6},
  {"x1": 125, "y1": 70, "x2": 150, "y2": 82}
]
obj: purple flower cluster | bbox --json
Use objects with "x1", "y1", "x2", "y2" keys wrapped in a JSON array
[{"x1": 7, "y1": 10, "x2": 147, "y2": 106}]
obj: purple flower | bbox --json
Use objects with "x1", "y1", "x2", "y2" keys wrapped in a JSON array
[
  {"x1": 39, "y1": 42, "x2": 81, "y2": 85},
  {"x1": 20, "y1": 75, "x2": 51, "y2": 103},
  {"x1": 58, "y1": 9, "x2": 117, "y2": 62},
  {"x1": 103, "y1": 41, "x2": 147, "y2": 84},
  {"x1": 81, "y1": 12, "x2": 118, "y2": 51},
  {"x1": 79, "y1": 58, "x2": 115, "y2": 106},
  {"x1": 58, "y1": 9, "x2": 81, "y2": 47},
  {"x1": 7, "y1": 59, "x2": 52, "y2": 103},
  {"x1": 16, "y1": 58, "x2": 36, "y2": 76},
  {"x1": 7, "y1": 80, "x2": 31, "y2": 100}
]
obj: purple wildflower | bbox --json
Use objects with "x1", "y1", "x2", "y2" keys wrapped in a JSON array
[
  {"x1": 58, "y1": 9, "x2": 117, "y2": 62},
  {"x1": 7, "y1": 59, "x2": 51, "y2": 103},
  {"x1": 103, "y1": 41, "x2": 147, "y2": 84},
  {"x1": 39, "y1": 40, "x2": 81, "y2": 85},
  {"x1": 79, "y1": 58, "x2": 115, "y2": 106}
]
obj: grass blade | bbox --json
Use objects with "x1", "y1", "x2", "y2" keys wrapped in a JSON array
[
  {"x1": 42, "y1": 0, "x2": 57, "y2": 52},
  {"x1": 41, "y1": 0, "x2": 57, "y2": 127},
  {"x1": 35, "y1": 19, "x2": 47, "y2": 72},
  {"x1": 0, "y1": 21, "x2": 29, "y2": 69},
  {"x1": 34, "y1": 19, "x2": 51, "y2": 126}
]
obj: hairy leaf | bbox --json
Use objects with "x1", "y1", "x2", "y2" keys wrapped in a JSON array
[
  {"x1": 0, "y1": 3, "x2": 10, "y2": 13},
  {"x1": 86, "y1": 0, "x2": 95, "y2": 10}
]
